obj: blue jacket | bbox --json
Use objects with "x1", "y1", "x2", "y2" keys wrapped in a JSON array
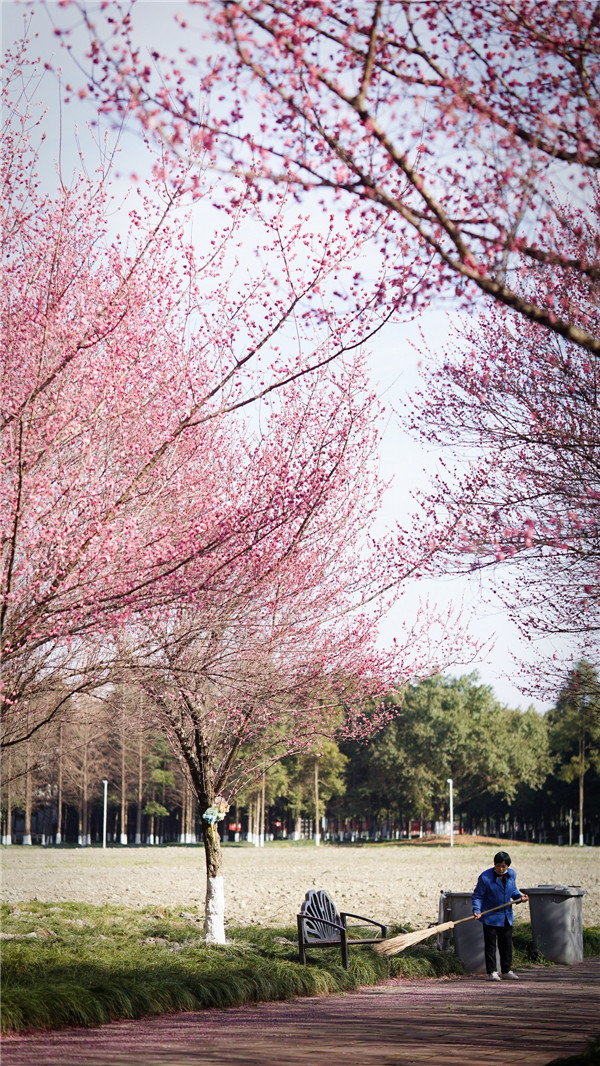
[{"x1": 472, "y1": 867, "x2": 523, "y2": 926}]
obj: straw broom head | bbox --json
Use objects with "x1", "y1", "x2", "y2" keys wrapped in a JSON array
[
  {"x1": 373, "y1": 920, "x2": 455, "y2": 956},
  {"x1": 375, "y1": 897, "x2": 521, "y2": 956}
]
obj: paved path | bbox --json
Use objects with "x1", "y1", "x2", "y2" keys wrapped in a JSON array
[{"x1": 2, "y1": 959, "x2": 599, "y2": 1066}]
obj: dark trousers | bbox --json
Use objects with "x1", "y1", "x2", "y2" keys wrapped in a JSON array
[{"x1": 482, "y1": 920, "x2": 513, "y2": 974}]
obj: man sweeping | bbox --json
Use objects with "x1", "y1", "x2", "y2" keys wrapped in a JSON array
[{"x1": 473, "y1": 851, "x2": 528, "y2": 982}]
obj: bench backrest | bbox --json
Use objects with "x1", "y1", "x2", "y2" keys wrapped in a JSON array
[{"x1": 298, "y1": 889, "x2": 342, "y2": 942}]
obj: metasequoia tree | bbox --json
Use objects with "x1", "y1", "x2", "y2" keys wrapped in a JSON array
[
  {"x1": 1, "y1": 55, "x2": 403, "y2": 749},
  {"x1": 281, "y1": 740, "x2": 348, "y2": 840},
  {"x1": 235, "y1": 761, "x2": 289, "y2": 844},
  {"x1": 60, "y1": 0, "x2": 600, "y2": 354},
  {"x1": 405, "y1": 288, "x2": 599, "y2": 665},
  {"x1": 101, "y1": 686, "x2": 150, "y2": 844},
  {"x1": 547, "y1": 661, "x2": 600, "y2": 846},
  {"x1": 60, "y1": 695, "x2": 114, "y2": 846}
]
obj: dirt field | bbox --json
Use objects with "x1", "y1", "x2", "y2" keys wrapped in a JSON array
[{"x1": 2, "y1": 839, "x2": 598, "y2": 930}]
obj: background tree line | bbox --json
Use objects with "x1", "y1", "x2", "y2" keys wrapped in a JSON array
[{"x1": 3, "y1": 665, "x2": 598, "y2": 848}]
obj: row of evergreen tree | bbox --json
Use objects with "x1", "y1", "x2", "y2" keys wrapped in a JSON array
[{"x1": 2, "y1": 667, "x2": 598, "y2": 847}]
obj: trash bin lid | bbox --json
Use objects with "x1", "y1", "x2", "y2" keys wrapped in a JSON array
[{"x1": 522, "y1": 884, "x2": 587, "y2": 896}]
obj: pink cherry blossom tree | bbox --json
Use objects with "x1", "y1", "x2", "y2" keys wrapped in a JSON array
[
  {"x1": 115, "y1": 360, "x2": 472, "y2": 940},
  {"x1": 39, "y1": 3, "x2": 597, "y2": 687},
  {"x1": 116, "y1": 411, "x2": 389, "y2": 935},
  {"x1": 404, "y1": 287, "x2": 599, "y2": 694},
  {"x1": 1, "y1": 54, "x2": 403, "y2": 750},
  {"x1": 58, "y1": 0, "x2": 600, "y2": 355}
]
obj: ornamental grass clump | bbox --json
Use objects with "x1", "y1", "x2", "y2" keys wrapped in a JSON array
[{"x1": 0, "y1": 901, "x2": 457, "y2": 1034}]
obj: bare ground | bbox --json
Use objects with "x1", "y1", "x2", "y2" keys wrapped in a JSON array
[{"x1": 1, "y1": 839, "x2": 598, "y2": 929}]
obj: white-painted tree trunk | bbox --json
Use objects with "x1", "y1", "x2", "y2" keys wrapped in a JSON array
[{"x1": 204, "y1": 875, "x2": 226, "y2": 944}]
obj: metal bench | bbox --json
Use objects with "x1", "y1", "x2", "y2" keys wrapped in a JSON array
[{"x1": 297, "y1": 888, "x2": 387, "y2": 969}]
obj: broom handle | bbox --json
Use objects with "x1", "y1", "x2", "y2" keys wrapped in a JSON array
[{"x1": 454, "y1": 897, "x2": 525, "y2": 928}]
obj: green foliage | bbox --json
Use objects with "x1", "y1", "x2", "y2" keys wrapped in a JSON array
[
  {"x1": 150, "y1": 769, "x2": 176, "y2": 790},
  {"x1": 547, "y1": 662, "x2": 600, "y2": 784},
  {"x1": 531, "y1": 662, "x2": 600, "y2": 835},
  {"x1": 387, "y1": 945, "x2": 465, "y2": 979},
  {"x1": 234, "y1": 739, "x2": 348, "y2": 826},
  {"x1": 282, "y1": 740, "x2": 348, "y2": 820},
  {"x1": 142, "y1": 800, "x2": 170, "y2": 818},
  {"x1": 340, "y1": 673, "x2": 552, "y2": 822},
  {"x1": 0, "y1": 902, "x2": 329, "y2": 1033},
  {"x1": 235, "y1": 760, "x2": 292, "y2": 811},
  {"x1": 511, "y1": 925, "x2": 553, "y2": 967},
  {"x1": 581, "y1": 927, "x2": 600, "y2": 959}
]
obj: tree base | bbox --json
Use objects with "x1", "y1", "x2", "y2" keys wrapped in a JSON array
[{"x1": 205, "y1": 875, "x2": 226, "y2": 944}]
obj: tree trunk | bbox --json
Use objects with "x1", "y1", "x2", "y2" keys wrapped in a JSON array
[
  {"x1": 185, "y1": 780, "x2": 195, "y2": 843},
  {"x1": 202, "y1": 820, "x2": 225, "y2": 944},
  {"x1": 191, "y1": 785, "x2": 197, "y2": 842},
  {"x1": 578, "y1": 726, "x2": 585, "y2": 847},
  {"x1": 260, "y1": 774, "x2": 266, "y2": 847},
  {"x1": 80, "y1": 720, "x2": 90, "y2": 846},
  {"x1": 136, "y1": 733, "x2": 143, "y2": 844},
  {"x1": 56, "y1": 722, "x2": 63, "y2": 844},
  {"x1": 120, "y1": 714, "x2": 128, "y2": 845},
  {"x1": 3, "y1": 748, "x2": 12, "y2": 845},
  {"x1": 41, "y1": 801, "x2": 49, "y2": 846},
  {"x1": 255, "y1": 788, "x2": 262, "y2": 847},
  {"x1": 23, "y1": 740, "x2": 32, "y2": 845},
  {"x1": 247, "y1": 796, "x2": 255, "y2": 845},
  {"x1": 180, "y1": 774, "x2": 188, "y2": 843},
  {"x1": 188, "y1": 781, "x2": 197, "y2": 842}
]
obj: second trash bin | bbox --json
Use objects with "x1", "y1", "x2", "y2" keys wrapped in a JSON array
[
  {"x1": 523, "y1": 884, "x2": 586, "y2": 964},
  {"x1": 438, "y1": 890, "x2": 498, "y2": 974}
]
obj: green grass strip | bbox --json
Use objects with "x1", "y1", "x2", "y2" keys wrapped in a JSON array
[{"x1": 1, "y1": 903, "x2": 597, "y2": 1036}]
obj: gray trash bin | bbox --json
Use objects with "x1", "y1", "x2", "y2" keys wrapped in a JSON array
[
  {"x1": 438, "y1": 890, "x2": 498, "y2": 974},
  {"x1": 523, "y1": 884, "x2": 587, "y2": 964}
]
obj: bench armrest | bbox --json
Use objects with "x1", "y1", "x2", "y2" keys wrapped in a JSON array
[{"x1": 340, "y1": 912, "x2": 387, "y2": 935}]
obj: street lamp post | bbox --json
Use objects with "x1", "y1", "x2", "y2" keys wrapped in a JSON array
[
  {"x1": 102, "y1": 779, "x2": 108, "y2": 849},
  {"x1": 447, "y1": 778, "x2": 454, "y2": 847},
  {"x1": 314, "y1": 758, "x2": 320, "y2": 847}
]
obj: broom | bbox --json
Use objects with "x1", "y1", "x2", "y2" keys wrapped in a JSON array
[{"x1": 374, "y1": 897, "x2": 526, "y2": 956}]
